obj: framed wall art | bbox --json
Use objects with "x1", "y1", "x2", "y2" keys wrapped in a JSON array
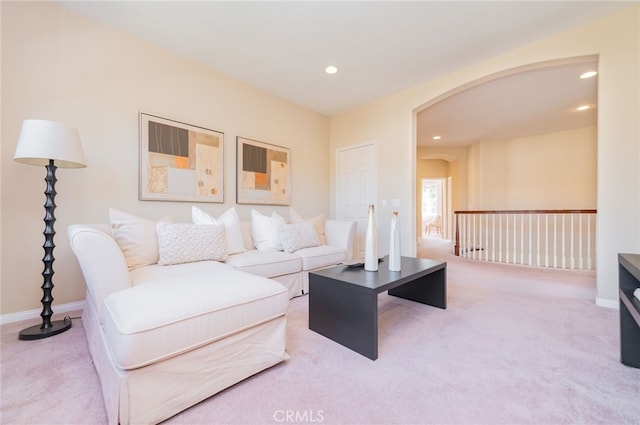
[
  {"x1": 139, "y1": 113, "x2": 224, "y2": 203},
  {"x1": 236, "y1": 137, "x2": 291, "y2": 205}
]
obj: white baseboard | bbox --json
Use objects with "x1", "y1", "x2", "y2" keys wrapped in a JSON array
[
  {"x1": 595, "y1": 297, "x2": 619, "y2": 310},
  {"x1": 0, "y1": 300, "x2": 85, "y2": 326}
]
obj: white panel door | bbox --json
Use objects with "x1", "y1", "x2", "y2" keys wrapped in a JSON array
[{"x1": 336, "y1": 142, "x2": 377, "y2": 259}]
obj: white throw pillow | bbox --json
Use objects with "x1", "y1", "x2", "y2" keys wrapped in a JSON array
[
  {"x1": 109, "y1": 208, "x2": 169, "y2": 270},
  {"x1": 156, "y1": 222, "x2": 227, "y2": 265},
  {"x1": 251, "y1": 209, "x2": 286, "y2": 251},
  {"x1": 289, "y1": 208, "x2": 326, "y2": 244},
  {"x1": 191, "y1": 206, "x2": 245, "y2": 254},
  {"x1": 278, "y1": 222, "x2": 321, "y2": 253}
]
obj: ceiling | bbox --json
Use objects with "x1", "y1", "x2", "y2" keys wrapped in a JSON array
[
  {"x1": 417, "y1": 59, "x2": 599, "y2": 147},
  {"x1": 59, "y1": 1, "x2": 632, "y2": 147}
]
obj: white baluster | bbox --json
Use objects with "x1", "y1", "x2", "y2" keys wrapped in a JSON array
[
  {"x1": 492, "y1": 214, "x2": 496, "y2": 262},
  {"x1": 521, "y1": 214, "x2": 525, "y2": 265},
  {"x1": 479, "y1": 214, "x2": 483, "y2": 261},
  {"x1": 472, "y1": 213, "x2": 477, "y2": 260},
  {"x1": 459, "y1": 214, "x2": 463, "y2": 258},
  {"x1": 570, "y1": 214, "x2": 575, "y2": 269},
  {"x1": 464, "y1": 214, "x2": 469, "y2": 258},
  {"x1": 485, "y1": 214, "x2": 489, "y2": 261},
  {"x1": 587, "y1": 214, "x2": 592, "y2": 269},
  {"x1": 505, "y1": 214, "x2": 509, "y2": 264},
  {"x1": 554, "y1": 214, "x2": 558, "y2": 268},
  {"x1": 544, "y1": 214, "x2": 549, "y2": 268},
  {"x1": 562, "y1": 214, "x2": 566, "y2": 269},
  {"x1": 460, "y1": 215, "x2": 465, "y2": 258},
  {"x1": 513, "y1": 214, "x2": 517, "y2": 264},
  {"x1": 535, "y1": 214, "x2": 540, "y2": 266},
  {"x1": 578, "y1": 214, "x2": 583, "y2": 270}
]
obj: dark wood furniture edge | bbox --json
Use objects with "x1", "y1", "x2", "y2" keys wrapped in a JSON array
[
  {"x1": 620, "y1": 288, "x2": 640, "y2": 326},
  {"x1": 618, "y1": 253, "x2": 640, "y2": 369},
  {"x1": 619, "y1": 253, "x2": 640, "y2": 284}
]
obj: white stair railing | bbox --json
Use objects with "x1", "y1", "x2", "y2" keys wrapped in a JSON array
[{"x1": 454, "y1": 210, "x2": 597, "y2": 270}]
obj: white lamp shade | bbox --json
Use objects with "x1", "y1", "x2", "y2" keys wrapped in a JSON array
[{"x1": 14, "y1": 119, "x2": 86, "y2": 168}]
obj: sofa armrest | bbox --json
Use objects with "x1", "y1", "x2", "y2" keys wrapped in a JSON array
[
  {"x1": 325, "y1": 219, "x2": 357, "y2": 260},
  {"x1": 67, "y1": 224, "x2": 131, "y2": 317}
]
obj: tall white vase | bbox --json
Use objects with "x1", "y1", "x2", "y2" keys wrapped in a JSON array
[
  {"x1": 364, "y1": 204, "x2": 378, "y2": 271},
  {"x1": 389, "y1": 211, "x2": 401, "y2": 271}
]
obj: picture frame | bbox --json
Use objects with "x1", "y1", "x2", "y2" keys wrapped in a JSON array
[
  {"x1": 139, "y1": 113, "x2": 224, "y2": 203},
  {"x1": 236, "y1": 137, "x2": 291, "y2": 205}
]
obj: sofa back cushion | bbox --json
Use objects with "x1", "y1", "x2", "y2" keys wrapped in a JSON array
[
  {"x1": 289, "y1": 208, "x2": 327, "y2": 244},
  {"x1": 109, "y1": 208, "x2": 168, "y2": 270},
  {"x1": 250, "y1": 209, "x2": 286, "y2": 251},
  {"x1": 240, "y1": 221, "x2": 254, "y2": 251},
  {"x1": 191, "y1": 206, "x2": 245, "y2": 255}
]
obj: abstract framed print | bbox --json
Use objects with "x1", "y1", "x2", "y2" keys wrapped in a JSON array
[
  {"x1": 139, "y1": 113, "x2": 224, "y2": 203},
  {"x1": 236, "y1": 137, "x2": 291, "y2": 205}
]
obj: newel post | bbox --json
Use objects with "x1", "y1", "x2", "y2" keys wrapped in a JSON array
[{"x1": 454, "y1": 212, "x2": 460, "y2": 256}]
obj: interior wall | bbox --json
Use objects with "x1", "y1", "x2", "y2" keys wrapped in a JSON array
[
  {"x1": 466, "y1": 142, "x2": 483, "y2": 209},
  {"x1": 330, "y1": 6, "x2": 639, "y2": 305},
  {"x1": 0, "y1": 2, "x2": 329, "y2": 315},
  {"x1": 468, "y1": 126, "x2": 597, "y2": 209},
  {"x1": 417, "y1": 159, "x2": 449, "y2": 178}
]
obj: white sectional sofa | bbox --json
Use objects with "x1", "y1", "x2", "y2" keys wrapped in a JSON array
[
  {"x1": 230, "y1": 219, "x2": 357, "y2": 297},
  {"x1": 67, "y1": 208, "x2": 356, "y2": 425}
]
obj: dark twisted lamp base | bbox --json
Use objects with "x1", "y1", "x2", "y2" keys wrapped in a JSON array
[
  {"x1": 19, "y1": 317, "x2": 72, "y2": 340},
  {"x1": 19, "y1": 160, "x2": 72, "y2": 340}
]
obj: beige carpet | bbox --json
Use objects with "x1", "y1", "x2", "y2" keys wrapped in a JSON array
[{"x1": 1, "y1": 238, "x2": 639, "y2": 424}]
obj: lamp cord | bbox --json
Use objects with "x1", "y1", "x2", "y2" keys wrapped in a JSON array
[{"x1": 64, "y1": 315, "x2": 81, "y2": 322}]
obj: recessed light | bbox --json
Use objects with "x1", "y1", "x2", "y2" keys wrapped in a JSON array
[
  {"x1": 580, "y1": 71, "x2": 597, "y2": 79},
  {"x1": 325, "y1": 65, "x2": 338, "y2": 75},
  {"x1": 432, "y1": 136, "x2": 441, "y2": 140},
  {"x1": 576, "y1": 105, "x2": 591, "y2": 111}
]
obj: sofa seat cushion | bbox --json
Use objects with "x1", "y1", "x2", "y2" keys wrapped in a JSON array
[
  {"x1": 295, "y1": 245, "x2": 347, "y2": 270},
  {"x1": 102, "y1": 261, "x2": 288, "y2": 370},
  {"x1": 225, "y1": 250, "x2": 302, "y2": 278}
]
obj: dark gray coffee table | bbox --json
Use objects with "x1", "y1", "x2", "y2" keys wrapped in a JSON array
[{"x1": 308, "y1": 256, "x2": 446, "y2": 360}]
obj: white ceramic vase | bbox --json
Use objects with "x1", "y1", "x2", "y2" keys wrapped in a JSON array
[
  {"x1": 364, "y1": 204, "x2": 378, "y2": 271},
  {"x1": 389, "y1": 211, "x2": 401, "y2": 271}
]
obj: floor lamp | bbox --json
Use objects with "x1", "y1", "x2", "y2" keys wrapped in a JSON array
[{"x1": 13, "y1": 119, "x2": 86, "y2": 340}]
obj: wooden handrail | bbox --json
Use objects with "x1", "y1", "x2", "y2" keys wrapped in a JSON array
[{"x1": 455, "y1": 209, "x2": 597, "y2": 215}]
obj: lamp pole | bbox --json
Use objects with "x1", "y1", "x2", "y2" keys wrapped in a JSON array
[{"x1": 19, "y1": 159, "x2": 72, "y2": 340}]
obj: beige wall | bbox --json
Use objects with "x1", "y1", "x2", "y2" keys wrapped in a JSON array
[
  {"x1": 417, "y1": 159, "x2": 449, "y2": 178},
  {"x1": 467, "y1": 126, "x2": 597, "y2": 209},
  {"x1": 1, "y1": 2, "x2": 329, "y2": 315},
  {"x1": 330, "y1": 7, "x2": 639, "y2": 304}
]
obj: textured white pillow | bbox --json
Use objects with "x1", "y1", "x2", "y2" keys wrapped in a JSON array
[
  {"x1": 251, "y1": 210, "x2": 286, "y2": 251},
  {"x1": 109, "y1": 208, "x2": 168, "y2": 270},
  {"x1": 278, "y1": 222, "x2": 321, "y2": 253},
  {"x1": 156, "y1": 222, "x2": 227, "y2": 265},
  {"x1": 289, "y1": 208, "x2": 326, "y2": 244},
  {"x1": 191, "y1": 206, "x2": 245, "y2": 254}
]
